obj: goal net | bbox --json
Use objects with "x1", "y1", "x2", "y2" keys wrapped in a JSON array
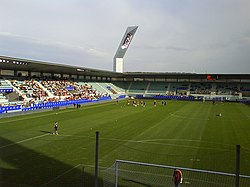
[{"x1": 102, "y1": 160, "x2": 250, "y2": 187}]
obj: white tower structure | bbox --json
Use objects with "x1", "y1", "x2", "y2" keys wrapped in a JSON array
[{"x1": 113, "y1": 26, "x2": 138, "y2": 73}]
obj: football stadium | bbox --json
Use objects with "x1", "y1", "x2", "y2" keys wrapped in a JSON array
[
  {"x1": 0, "y1": 36, "x2": 250, "y2": 187},
  {"x1": 1, "y1": 24, "x2": 250, "y2": 187}
]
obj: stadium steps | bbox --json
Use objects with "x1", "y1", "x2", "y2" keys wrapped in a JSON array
[
  {"x1": 127, "y1": 82, "x2": 147, "y2": 95},
  {"x1": 105, "y1": 83, "x2": 124, "y2": 94},
  {"x1": 96, "y1": 82, "x2": 123, "y2": 99},
  {"x1": 166, "y1": 83, "x2": 171, "y2": 95},
  {"x1": 0, "y1": 80, "x2": 13, "y2": 89},
  {"x1": 97, "y1": 82, "x2": 113, "y2": 94},
  {"x1": 127, "y1": 82, "x2": 132, "y2": 94},
  {"x1": 86, "y1": 82, "x2": 119, "y2": 99},
  {"x1": 88, "y1": 82, "x2": 109, "y2": 94},
  {"x1": 144, "y1": 82, "x2": 151, "y2": 95},
  {"x1": 188, "y1": 83, "x2": 191, "y2": 91},
  {"x1": 110, "y1": 83, "x2": 125, "y2": 93},
  {"x1": 36, "y1": 81, "x2": 54, "y2": 97},
  {"x1": 210, "y1": 83, "x2": 217, "y2": 94},
  {"x1": 97, "y1": 82, "x2": 127, "y2": 99}
]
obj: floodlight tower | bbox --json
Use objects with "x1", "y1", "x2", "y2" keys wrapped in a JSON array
[{"x1": 113, "y1": 26, "x2": 138, "y2": 73}]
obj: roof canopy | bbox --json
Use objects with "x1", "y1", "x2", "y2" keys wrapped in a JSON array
[{"x1": 0, "y1": 55, "x2": 250, "y2": 80}]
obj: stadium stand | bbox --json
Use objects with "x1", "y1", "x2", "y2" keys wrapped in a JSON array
[
  {"x1": 0, "y1": 55, "x2": 250, "y2": 114},
  {"x1": 0, "y1": 78, "x2": 115, "y2": 113},
  {"x1": 112, "y1": 81, "x2": 131, "y2": 93},
  {"x1": 215, "y1": 83, "x2": 240, "y2": 95},
  {"x1": 147, "y1": 82, "x2": 168, "y2": 95},
  {"x1": 2, "y1": 76, "x2": 250, "y2": 114},
  {"x1": 240, "y1": 83, "x2": 250, "y2": 97},
  {"x1": 127, "y1": 82, "x2": 148, "y2": 94},
  {"x1": 189, "y1": 82, "x2": 212, "y2": 95},
  {"x1": 10, "y1": 79, "x2": 48, "y2": 102}
]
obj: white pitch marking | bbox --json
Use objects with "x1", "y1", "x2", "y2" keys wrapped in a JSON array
[
  {"x1": 58, "y1": 134, "x2": 231, "y2": 151},
  {"x1": 0, "y1": 110, "x2": 72, "y2": 124},
  {"x1": 0, "y1": 133, "x2": 50, "y2": 149},
  {"x1": 0, "y1": 102, "x2": 115, "y2": 124}
]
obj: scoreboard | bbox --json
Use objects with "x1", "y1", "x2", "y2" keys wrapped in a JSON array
[{"x1": 207, "y1": 75, "x2": 220, "y2": 80}]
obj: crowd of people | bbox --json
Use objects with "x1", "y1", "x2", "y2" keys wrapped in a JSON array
[
  {"x1": 2, "y1": 79, "x2": 249, "y2": 109},
  {"x1": 11, "y1": 80, "x2": 48, "y2": 101},
  {"x1": 41, "y1": 80, "x2": 72, "y2": 97},
  {"x1": 41, "y1": 80, "x2": 108, "y2": 101},
  {"x1": 8, "y1": 79, "x2": 109, "y2": 105}
]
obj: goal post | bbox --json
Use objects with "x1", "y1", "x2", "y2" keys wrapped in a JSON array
[{"x1": 103, "y1": 159, "x2": 250, "y2": 187}]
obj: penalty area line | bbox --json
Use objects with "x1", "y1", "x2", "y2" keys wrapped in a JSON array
[{"x1": 0, "y1": 133, "x2": 50, "y2": 149}]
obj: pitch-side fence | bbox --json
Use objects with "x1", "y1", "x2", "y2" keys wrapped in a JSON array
[
  {"x1": 102, "y1": 159, "x2": 250, "y2": 187},
  {"x1": 83, "y1": 132, "x2": 250, "y2": 187}
]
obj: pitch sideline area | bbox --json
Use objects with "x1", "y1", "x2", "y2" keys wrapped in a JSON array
[{"x1": 0, "y1": 99, "x2": 250, "y2": 186}]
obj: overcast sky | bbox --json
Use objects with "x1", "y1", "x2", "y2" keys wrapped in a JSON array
[{"x1": 1, "y1": 0, "x2": 250, "y2": 73}]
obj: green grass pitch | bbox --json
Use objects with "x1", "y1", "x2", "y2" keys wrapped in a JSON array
[{"x1": 0, "y1": 100, "x2": 250, "y2": 186}]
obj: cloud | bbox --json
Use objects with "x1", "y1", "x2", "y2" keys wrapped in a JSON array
[
  {"x1": 0, "y1": 0, "x2": 250, "y2": 73},
  {"x1": 135, "y1": 45, "x2": 189, "y2": 51},
  {"x1": 0, "y1": 32, "x2": 111, "y2": 70}
]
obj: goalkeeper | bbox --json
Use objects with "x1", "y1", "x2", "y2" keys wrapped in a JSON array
[
  {"x1": 54, "y1": 122, "x2": 58, "y2": 135},
  {"x1": 173, "y1": 169, "x2": 183, "y2": 187}
]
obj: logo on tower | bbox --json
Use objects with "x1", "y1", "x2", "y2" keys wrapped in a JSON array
[
  {"x1": 121, "y1": 33, "x2": 133, "y2": 49},
  {"x1": 113, "y1": 26, "x2": 138, "y2": 73}
]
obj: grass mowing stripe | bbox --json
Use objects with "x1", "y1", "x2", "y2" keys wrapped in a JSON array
[
  {"x1": 0, "y1": 133, "x2": 50, "y2": 149},
  {"x1": 130, "y1": 107, "x2": 184, "y2": 138},
  {"x1": 0, "y1": 110, "x2": 73, "y2": 124},
  {"x1": 0, "y1": 101, "x2": 116, "y2": 124},
  {"x1": 98, "y1": 104, "x2": 189, "y2": 161},
  {"x1": 123, "y1": 140, "x2": 230, "y2": 152},
  {"x1": 58, "y1": 134, "x2": 230, "y2": 151},
  {"x1": 1, "y1": 100, "x2": 250, "y2": 186},
  {"x1": 40, "y1": 164, "x2": 81, "y2": 187}
]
